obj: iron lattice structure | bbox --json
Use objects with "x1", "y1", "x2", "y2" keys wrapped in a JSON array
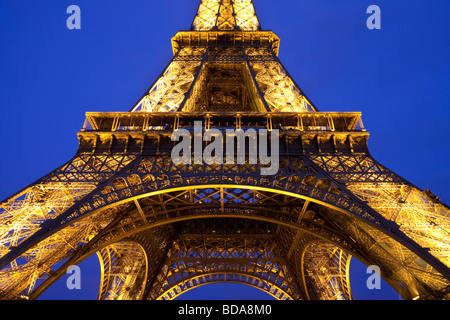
[{"x1": 1, "y1": 0, "x2": 449, "y2": 300}]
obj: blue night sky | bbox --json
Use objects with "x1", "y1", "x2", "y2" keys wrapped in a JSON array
[{"x1": 0, "y1": 0, "x2": 449, "y2": 300}]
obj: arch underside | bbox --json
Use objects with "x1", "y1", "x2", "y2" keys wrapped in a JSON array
[
  {"x1": 95, "y1": 218, "x2": 352, "y2": 301},
  {"x1": 0, "y1": 156, "x2": 449, "y2": 300}
]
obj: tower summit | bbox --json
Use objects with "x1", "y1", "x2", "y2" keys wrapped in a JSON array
[{"x1": 0, "y1": 0, "x2": 449, "y2": 300}]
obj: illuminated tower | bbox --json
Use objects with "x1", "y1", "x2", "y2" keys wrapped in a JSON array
[{"x1": 0, "y1": 0, "x2": 449, "y2": 300}]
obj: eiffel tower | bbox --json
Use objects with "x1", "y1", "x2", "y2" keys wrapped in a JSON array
[{"x1": 1, "y1": 0, "x2": 449, "y2": 300}]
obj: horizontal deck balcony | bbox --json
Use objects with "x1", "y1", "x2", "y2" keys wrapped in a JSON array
[{"x1": 81, "y1": 111, "x2": 366, "y2": 134}]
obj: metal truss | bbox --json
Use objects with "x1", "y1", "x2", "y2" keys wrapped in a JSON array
[
  {"x1": 132, "y1": 49, "x2": 203, "y2": 113},
  {"x1": 132, "y1": 44, "x2": 315, "y2": 113},
  {"x1": 346, "y1": 183, "x2": 450, "y2": 270},
  {"x1": 309, "y1": 153, "x2": 450, "y2": 291},
  {"x1": 308, "y1": 154, "x2": 403, "y2": 183},
  {"x1": 1, "y1": 0, "x2": 449, "y2": 301},
  {"x1": 97, "y1": 241, "x2": 147, "y2": 300},
  {"x1": 301, "y1": 241, "x2": 352, "y2": 300}
]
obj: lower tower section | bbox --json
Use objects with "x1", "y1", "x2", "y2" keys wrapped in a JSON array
[{"x1": 0, "y1": 111, "x2": 448, "y2": 300}]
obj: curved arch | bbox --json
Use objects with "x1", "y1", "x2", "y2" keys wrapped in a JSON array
[
  {"x1": 25, "y1": 208, "x2": 426, "y2": 299},
  {"x1": 2, "y1": 174, "x2": 450, "y2": 300},
  {"x1": 88, "y1": 212, "x2": 357, "y2": 267},
  {"x1": 52, "y1": 178, "x2": 450, "y2": 283},
  {"x1": 157, "y1": 272, "x2": 292, "y2": 300},
  {"x1": 4, "y1": 161, "x2": 442, "y2": 275},
  {"x1": 26, "y1": 205, "x2": 355, "y2": 300}
]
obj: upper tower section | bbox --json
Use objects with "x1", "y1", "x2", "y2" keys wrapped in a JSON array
[
  {"x1": 191, "y1": 0, "x2": 261, "y2": 31},
  {"x1": 131, "y1": 0, "x2": 317, "y2": 113},
  {"x1": 171, "y1": 0, "x2": 279, "y2": 56}
]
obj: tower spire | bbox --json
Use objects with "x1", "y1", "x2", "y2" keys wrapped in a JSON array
[{"x1": 191, "y1": 0, "x2": 261, "y2": 31}]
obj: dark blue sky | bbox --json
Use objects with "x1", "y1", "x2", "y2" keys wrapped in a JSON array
[{"x1": 0, "y1": 0, "x2": 449, "y2": 300}]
